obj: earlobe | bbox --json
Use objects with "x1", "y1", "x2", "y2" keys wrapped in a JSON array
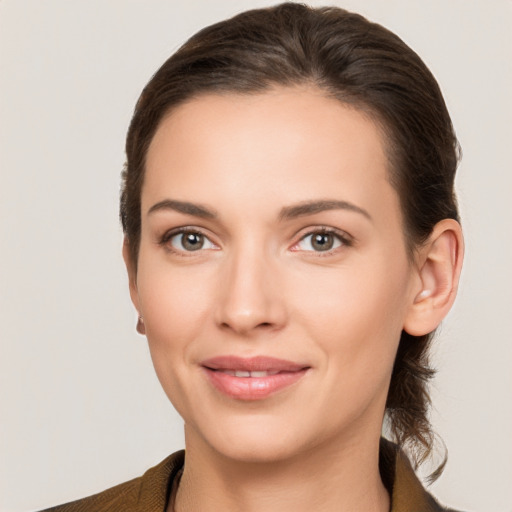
[
  {"x1": 404, "y1": 219, "x2": 464, "y2": 336},
  {"x1": 136, "y1": 315, "x2": 146, "y2": 335}
]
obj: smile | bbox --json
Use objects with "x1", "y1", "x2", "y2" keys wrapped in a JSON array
[
  {"x1": 201, "y1": 356, "x2": 310, "y2": 400},
  {"x1": 219, "y1": 370, "x2": 280, "y2": 377}
]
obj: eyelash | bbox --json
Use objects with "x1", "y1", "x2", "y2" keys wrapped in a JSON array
[
  {"x1": 159, "y1": 226, "x2": 353, "y2": 256},
  {"x1": 159, "y1": 227, "x2": 218, "y2": 256},
  {"x1": 291, "y1": 227, "x2": 353, "y2": 254}
]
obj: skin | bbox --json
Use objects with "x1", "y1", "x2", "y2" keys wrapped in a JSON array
[{"x1": 124, "y1": 87, "x2": 463, "y2": 512}]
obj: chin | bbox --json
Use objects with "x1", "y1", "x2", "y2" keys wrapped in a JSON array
[
  {"x1": 213, "y1": 435, "x2": 303, "y2": 464},
  {"x1": 188, "y1": 412, "x2": 323, "y2": 465}
]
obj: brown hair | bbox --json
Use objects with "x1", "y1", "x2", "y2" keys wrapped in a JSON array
[{"x1": 120, "y1": 3, "x2": 460, "y2": 474}]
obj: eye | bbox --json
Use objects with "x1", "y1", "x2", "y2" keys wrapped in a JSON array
[
  {"x1": 165, "y1": 230, "x2": 217, "y2": 252},
  {"x1": 294, "y1": 230, "x2": 349, "y2": 252}
]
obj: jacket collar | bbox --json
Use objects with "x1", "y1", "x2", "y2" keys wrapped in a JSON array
[
  {"x1": 145, "y1": 441, "x2": 449, "y2": 512},
  {"x1": 380, "y1": 438, "x2": 449, "y2": 512}
]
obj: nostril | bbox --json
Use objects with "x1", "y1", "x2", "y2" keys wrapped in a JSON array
[{"x1": 219, "y1": 320, "x2": 277, "y2": 334}]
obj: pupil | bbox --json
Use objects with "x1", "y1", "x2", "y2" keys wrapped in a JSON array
[
  {"x1": 312, "y1": 233, "x2": 333, "y2": 251},
  {"x1": 183, "y1": 232, "x2": 203, "y2": 251}
]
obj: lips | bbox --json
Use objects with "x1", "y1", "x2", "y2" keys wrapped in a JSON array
[
  {"x1": 219, "y1": 369, "x2": 281, "y2": 377},
  {"x1": 201, "y1": 356, "x2": 309, "y2": 400}
]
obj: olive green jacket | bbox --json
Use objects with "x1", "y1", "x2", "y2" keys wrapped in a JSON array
[{"x1": 41, "y1": 440, "x2": 458, "y2": 512}]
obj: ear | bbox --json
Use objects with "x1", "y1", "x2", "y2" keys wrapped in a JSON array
[
  {"x1": 122, "y1": 237, "x2": 141, "y2": 315},
  {"x1": 403, "y1": 219, "x2": 464, "y2": 336}
]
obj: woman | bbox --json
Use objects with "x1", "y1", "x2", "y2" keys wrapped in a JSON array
[{"x1": 43, "y1": 3, "x2": 463, "y2": 511}]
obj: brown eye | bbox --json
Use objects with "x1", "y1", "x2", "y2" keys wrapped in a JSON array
[
  {"x1": 169, "y1": 231, "x2": 215, "y2": 252},
  {"x1": 295, "y1": 230, "x2": 346, "y2": 252},
  {"x1": 311, "y1": 233, "x2": 335, "y2": 251}
]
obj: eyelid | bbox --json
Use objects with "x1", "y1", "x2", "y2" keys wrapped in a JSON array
[
  {"x1": 157, "y1": 225, "x2": 353, "y2": 255},
  {"x1": 290, "y1": 226, "x2": 354, "y2": 253},
  {"x1": 159, "y1": 226, "x2": 220, "y2": 255}
]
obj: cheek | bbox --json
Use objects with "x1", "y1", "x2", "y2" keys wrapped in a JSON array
[
  {"x1": 135, "y1": 259, "x2": 217, "y2": 417},
  {"x1": 290, "y1": 256, "x2": 410, "y2": 370},
  {"x1": 136, "y1": 256, "x2": 215, "y2": 361}
]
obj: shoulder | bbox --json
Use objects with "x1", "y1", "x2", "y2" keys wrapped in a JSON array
[
  {"x1": 39, "y1": 451, "x2": 184, "y2": 512},
  {"x1": 380, "y1": 439, "x2": 464, "y2": 512}
]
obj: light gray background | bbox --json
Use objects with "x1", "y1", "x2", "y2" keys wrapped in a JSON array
[{"x1": 1, "y1": 1, "x2": 511, "y2": 511}]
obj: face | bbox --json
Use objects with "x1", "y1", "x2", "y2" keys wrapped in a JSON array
[{"x1": 128, "y1": 87, "x2": 421, "y2": 463}]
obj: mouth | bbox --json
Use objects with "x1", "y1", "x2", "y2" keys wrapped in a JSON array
[
  {"x1": 201, "y1": 356, "x2": 310, "y2": 400},
  {"x1": 215, "y1": 369, "x2": 281, "y2": 377}
]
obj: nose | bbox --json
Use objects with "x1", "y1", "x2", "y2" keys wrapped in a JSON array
[{"x1": 214, "y1": 246, "x2": 287, "y2": 336}]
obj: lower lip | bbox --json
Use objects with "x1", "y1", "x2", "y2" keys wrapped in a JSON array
[{"x1": 203, "y1": 368, "x2": 308, "y2": 400}]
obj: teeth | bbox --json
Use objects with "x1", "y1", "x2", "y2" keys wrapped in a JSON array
[
  {"x1": 222, "y1": 370, "x2": 280, "y2": 378},
  {"x1": 250, "y1": 371, "x2": 269, "y2": 378}
]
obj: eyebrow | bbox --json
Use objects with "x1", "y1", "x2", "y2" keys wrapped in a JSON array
[
  {"x1": 279, "y1": 200, "x2": 372, "y2": 221},
  {"x1": 147, "y1": 199, "x2": 217, "y2": 219},
  {"x1": 147, "y1": 198, "x2": 371, "y2": 222}
]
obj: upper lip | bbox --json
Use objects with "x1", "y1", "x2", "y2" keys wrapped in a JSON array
[{"x1": 201, "y1": 356, "x2": 309, "y2": 373}]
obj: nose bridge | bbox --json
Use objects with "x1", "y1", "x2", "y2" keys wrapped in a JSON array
[{"x1": 215, "y1": 237, "x2": 285, "y2": 334}]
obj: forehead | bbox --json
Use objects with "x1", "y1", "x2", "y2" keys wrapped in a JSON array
[{"x1": 143, "y1": 87, "x2": 399, "y2": 223}]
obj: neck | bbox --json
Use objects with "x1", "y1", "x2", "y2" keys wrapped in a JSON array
[{"x1": 173, "y1": 428, "x2": 390, "y2": 512}]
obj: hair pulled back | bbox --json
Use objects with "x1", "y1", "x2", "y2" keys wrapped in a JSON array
[{"x1": 121, "y1": 3, "x2": 460, "y2": 474}]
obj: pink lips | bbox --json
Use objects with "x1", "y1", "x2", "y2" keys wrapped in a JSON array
[{"x1": 201, "y1": 356, "x2": 309, "y2": 400}]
